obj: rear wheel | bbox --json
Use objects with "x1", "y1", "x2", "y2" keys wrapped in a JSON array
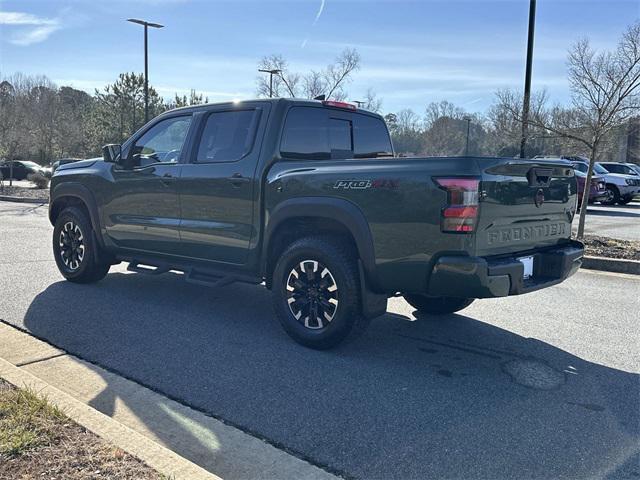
[
  {"x1": 53, "y1": 206, "x2": 110, "y2": 283},
  {"x1": 271, "y1": 236, "x2": 369, "y2": 349},
  {"x1": 601, "y1": 185, "x2": 620, "y2": 206},
  {"x1": 403, "y1": 294, "x2": 474, "y2": 315}
]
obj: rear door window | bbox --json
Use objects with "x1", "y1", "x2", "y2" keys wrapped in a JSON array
[{"x1": 196, "y1": 109, "x2": 259, "y2": 163}]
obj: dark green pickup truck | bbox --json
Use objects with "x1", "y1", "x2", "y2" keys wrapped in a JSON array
[{"x1": 49, "y1": 98, "x2": 583, "y2": 349}]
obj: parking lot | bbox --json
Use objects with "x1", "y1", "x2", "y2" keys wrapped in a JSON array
[
  {"x1": 0, "y1": 200, "x2": 638, "y2": 479},
  {"x1": 579, "y1": 202, "x2": 640, "y2": 241}
]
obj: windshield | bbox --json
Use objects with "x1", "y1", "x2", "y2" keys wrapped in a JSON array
[
  {"x1": 20, "y1": 161, "x2": 41, "y2": 169},
  {"x1": 594, "y1": 163, "x2": 612, "y2": 174}
]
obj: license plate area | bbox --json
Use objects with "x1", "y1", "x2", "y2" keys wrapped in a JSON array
[{"x1": 518, "y1": 255, "x2": 534, "y2": 280}]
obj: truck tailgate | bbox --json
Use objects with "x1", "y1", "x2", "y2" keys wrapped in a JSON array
[{"x1": 474, "y1": 158, "x2": 577, "y2": 257}]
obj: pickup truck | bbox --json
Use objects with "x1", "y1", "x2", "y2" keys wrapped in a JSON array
[{"x1": 49, "y1": 98, "x2": 583, "y2": 349}]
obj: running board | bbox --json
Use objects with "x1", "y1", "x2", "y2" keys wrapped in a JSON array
[
  {"x1": 127, "y1": 262, "x2": 169, "y2": 275},
  {"x1": 184, "y1": 270, "x2": 234, "y2": 288},
  {"x1": 124, "y1": 259, "x2": 261, "y2": 289}
]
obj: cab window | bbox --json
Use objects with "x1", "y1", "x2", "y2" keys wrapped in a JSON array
[{"x1": 129, "y1": 116, "x2": 192, "y2": 166}]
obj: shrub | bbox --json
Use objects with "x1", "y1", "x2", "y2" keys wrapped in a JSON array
[{"x1": 27, "y1": 172, "x2": 49, "y2": 189}]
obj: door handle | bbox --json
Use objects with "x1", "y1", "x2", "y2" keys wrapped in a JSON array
[
  {"x1": 160, "y1": 172, "x2": 175, "y2": 186},
  {"x1": 228, "y1": 173, "x2": 250, "y2": 187}
]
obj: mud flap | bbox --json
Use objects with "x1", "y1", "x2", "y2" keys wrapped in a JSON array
[{"x1": 358, "y1": 260, "x2": 387, "y2": 319}]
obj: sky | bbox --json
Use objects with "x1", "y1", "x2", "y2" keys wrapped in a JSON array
[{"x1": 0, "y1": 0, "x2": 638, "y2": 114}]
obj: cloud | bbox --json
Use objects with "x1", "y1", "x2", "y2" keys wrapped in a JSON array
[
  {"x1": 0, "y1": 10, "x2": 62, "y2": 46},
  {"x1": 313, "y1": 0, "x2": 325, "y2": 25},
  {"x1": 301, "y1": 0, "x2": 326, "y2": 49}
]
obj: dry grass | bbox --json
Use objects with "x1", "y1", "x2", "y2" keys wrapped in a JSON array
[
  {"x1": 581, "y1": 235, "x2": 640, "y2": 261},
  {"x1": 0, "y1": 379, "x2": 163, "y2": 479}
]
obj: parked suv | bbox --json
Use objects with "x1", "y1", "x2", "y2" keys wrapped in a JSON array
[
  {"x1": 570, "y1": 160, "x2": 640, "y2": 205},
  {"x1": 49, "y1": 98, "x2": 583, "y2": 349}
]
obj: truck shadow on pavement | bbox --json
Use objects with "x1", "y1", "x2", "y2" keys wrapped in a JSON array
[{"x1": 22, "y1": 271, "x2": 640, "y2": 480}]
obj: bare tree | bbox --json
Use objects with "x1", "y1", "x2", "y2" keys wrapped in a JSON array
[
  {"x1": 256, "y1": 54, "x2": 299, "y2": 98},
  {"x1": 495, "y1": 22, "x2": 640, "y2": 237},
  {"x1": 256, "y1": 49, "x2": 361, "y2": 100},
  {"x1": 361, "y1": 88, "x2": 382, "y2": 113}
]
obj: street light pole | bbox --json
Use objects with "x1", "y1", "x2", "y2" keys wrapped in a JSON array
[
  {"x1": 520, "y1": 0, "x2": 537, "y2": 159},
  {"x1": 258, "y1": 69, "x2": 282, "y2": 98},
  {"x1": 127, "y1": 18, "x2": 164, "y2": 123},
  {"x1": 464, "y1": 116, "x2": 472, "y2": 156}
]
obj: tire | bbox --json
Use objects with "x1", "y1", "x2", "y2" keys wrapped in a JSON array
[
  {"x1": 403, "y1": 294, "x2": 474, "y2": 315},
  {"x1": 271, "y1": 236, "x2": 369, "y2": 349},
  {"x1": 52, "y1": 206, "x2": 110, "y2": 283},
  {"x1": 601, "y1": 185, "x2": 620, "y2": 206},
  {"x1": 617, "y1": 195, "x2": 633, "y2": 205}
]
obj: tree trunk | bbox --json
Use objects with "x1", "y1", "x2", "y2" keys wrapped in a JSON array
[{"x1": 576, "y1": 141, "x2": 599, "y2": 239}]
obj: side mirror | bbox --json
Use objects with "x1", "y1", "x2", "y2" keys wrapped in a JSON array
[{"x1": 102, "y1": 144, "x2": 122, "y2": 163}]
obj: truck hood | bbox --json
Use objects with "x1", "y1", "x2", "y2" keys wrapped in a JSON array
[
  {"x1": 603, "y1": 172, "x2": 637, "y2": 182},
  {"x1": 57, "y1": 158, "x2": 101, "y2": 171}
]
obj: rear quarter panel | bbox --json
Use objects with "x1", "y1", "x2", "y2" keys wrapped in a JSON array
[{"x1": 265, "y1": 157, "x2": 480, "y2": 292}]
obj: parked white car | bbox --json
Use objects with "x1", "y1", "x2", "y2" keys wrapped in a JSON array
[{"x1": 571, "y1": 160, "x2": 640, "y2": 205}]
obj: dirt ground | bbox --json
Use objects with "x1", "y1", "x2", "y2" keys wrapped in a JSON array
[
  {"x1": 0, "y1": 184, "x2": 49, "y2": 200},
  {"x1": 581, "y1": 235, "x2": 640, "y2": 261}
]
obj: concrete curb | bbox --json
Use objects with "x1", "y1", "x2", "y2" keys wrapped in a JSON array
[
  {"x1": 581, "y1": 255, "x2": 640, "y2": 275},
  {"x1": 0, "y1": 194, "x2": 49, "y2": 204},
  {"x1": 0, "y1": 357, "x2": 221, "y2": 480}
]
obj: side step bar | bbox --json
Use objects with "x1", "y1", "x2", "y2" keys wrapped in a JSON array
[
  {"x1": 127, "y1": 262, "x2": 169, "y2": 275},
  {"x1": 125, "y1": 260, "x2": 261, "y2": 289}
]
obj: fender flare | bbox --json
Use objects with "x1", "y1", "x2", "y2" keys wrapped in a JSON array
[
  {"x1": 263, "y1": 196, "x2": 379, "y2": 289},
  {"x1": 49, "y1": 183, "x2": 104, "y2": 247}
]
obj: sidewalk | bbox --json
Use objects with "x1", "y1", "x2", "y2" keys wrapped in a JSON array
[{"x1": 0, "y1": 322, "x2": 336, "y2": 480}]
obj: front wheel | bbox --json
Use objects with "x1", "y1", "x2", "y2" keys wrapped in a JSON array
[
  {"x1": 403, "y1": 294, "x2": 474, "y2": 315},
  {"x1": 53, "y1": 206, "x2": 110, "y2": 283},
  {"x1": 271, "y1": 236, "x2": 369, "y2": 349},
  {"x1": 601, "y1": 185, "x2": 620, "y2": 206}
]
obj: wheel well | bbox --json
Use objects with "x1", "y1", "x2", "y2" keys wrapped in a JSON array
[
  {"x1": 606, "y1": 183, "x2": 620, "y2": 192},
  {"x1": 49, "y1": 196, "x2": 91, "y2": 226},
  {"x1": 265, "y1": 217, "x2": 358, "y2": 289}
]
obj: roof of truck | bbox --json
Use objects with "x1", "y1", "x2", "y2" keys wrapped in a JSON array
[{"x1": 168, "y1": 97, "x2": 383, "y2": 117}]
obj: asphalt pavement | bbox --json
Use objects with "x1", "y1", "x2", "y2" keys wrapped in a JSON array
[
  {"x1": 579, "y1": 202, "x2": 640, "y2": 241},
  {"x1": 0, "y1": 201, "x2": 638, "y2": 479}
]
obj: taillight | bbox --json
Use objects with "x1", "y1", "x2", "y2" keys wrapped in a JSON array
[{"x1": 434, "y1": 177, "x2": 480, "y2": 233}]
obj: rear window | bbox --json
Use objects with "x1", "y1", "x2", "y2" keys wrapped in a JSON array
[
  {"x1": 329, "y1": 118, "x2": 352, "y2": 159},
  {"x1": 353, "y1": 114, "x2": 393, "y2": 158},
  {"x1": 280, "y1": 106, "x2": 393, "y2": 160},
  {"x1": 280, "y1": 107, "x2": 330, "y2": 160}
]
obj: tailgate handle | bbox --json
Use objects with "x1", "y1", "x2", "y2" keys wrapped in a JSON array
[{"x1": 527, "y1": 167, "x2": 553, "y2": 187}]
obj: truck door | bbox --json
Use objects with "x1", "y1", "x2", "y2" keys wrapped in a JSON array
[
  {"x1": 102, "y1": 114, "x2": 192, "y2": 255},
  {"x1": 176, "y1": 104, "x2": 268, "y2": 264}
]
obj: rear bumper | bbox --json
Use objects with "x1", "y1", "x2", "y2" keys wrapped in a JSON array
[{"x1": 427, "y1": 240, "x2": 584, "y2": 299}]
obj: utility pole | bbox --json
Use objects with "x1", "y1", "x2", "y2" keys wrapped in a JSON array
[
  {"x1": 258, "y1": 69, "x2": 282, "y2": 98},
  {"x1": 464, "y1": 116, "x2": 472, "y2": 156},
  {"x1": 127, "y1": 18, "x2": 164, "y2": 123},
  {"x1": 520, "y1": 0, "x2": 537, "y2": 159}
]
